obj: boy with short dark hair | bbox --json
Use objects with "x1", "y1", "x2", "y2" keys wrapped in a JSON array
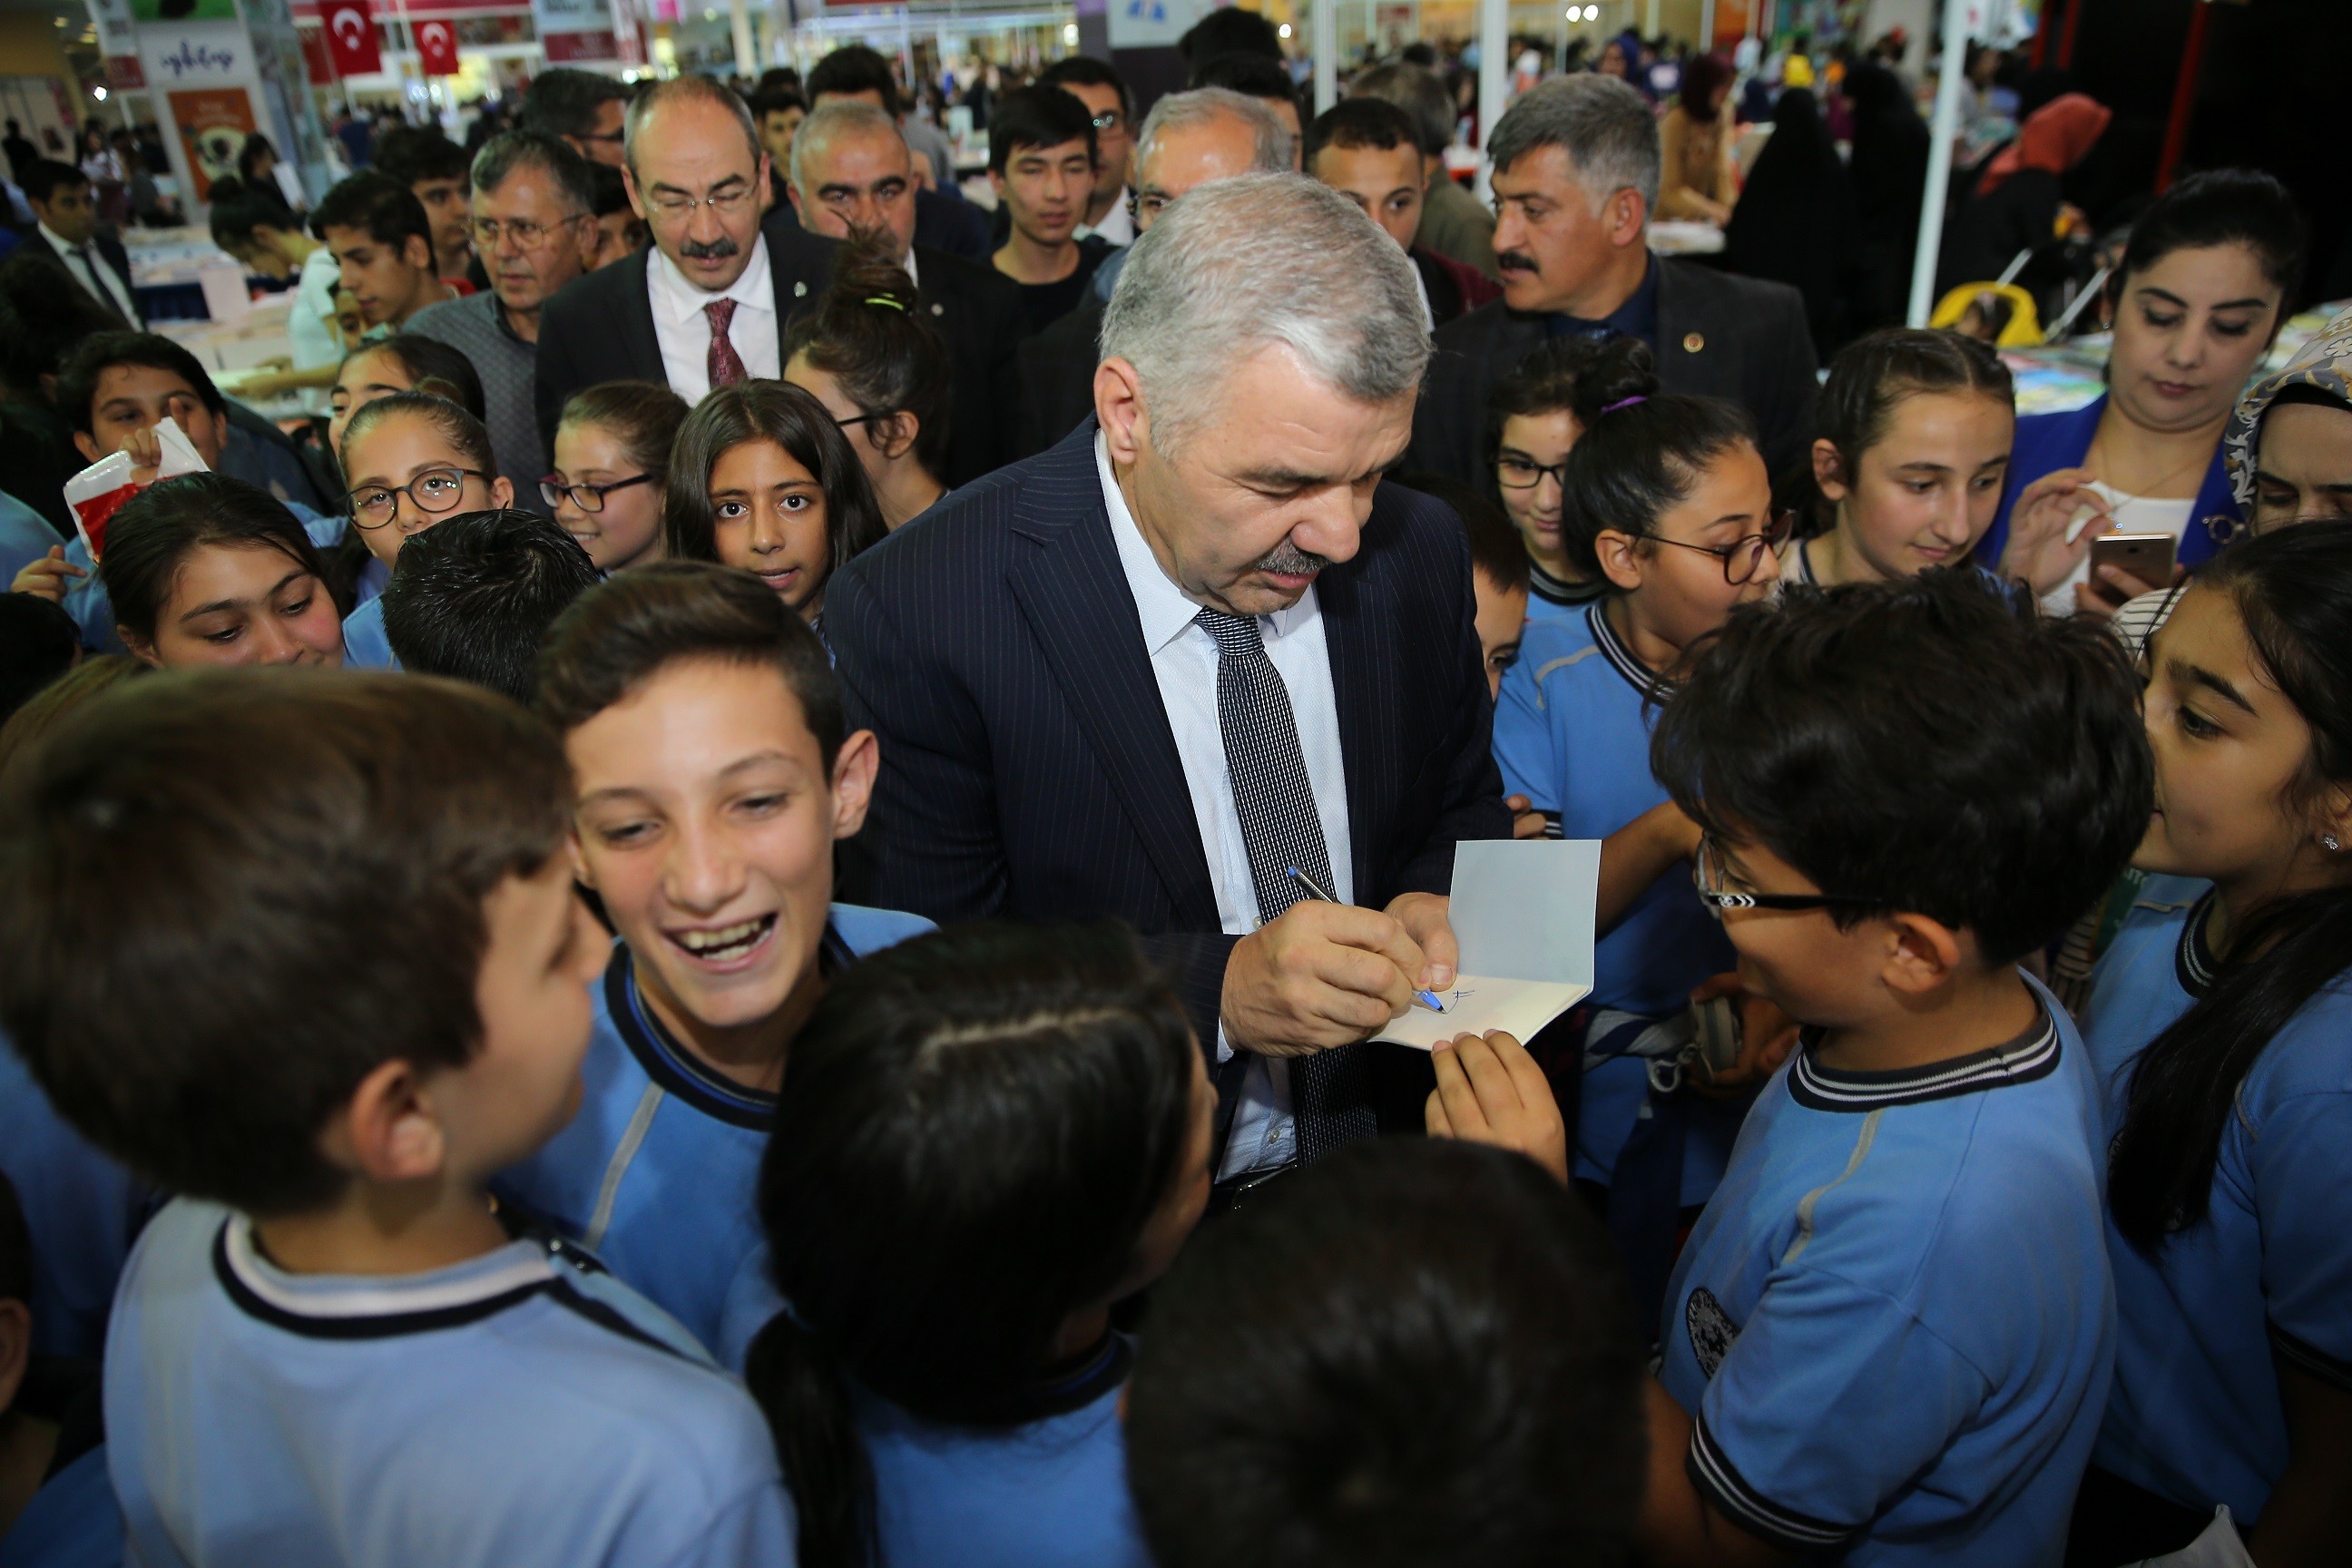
[
  {"x1": 0, "y1": 1169, "x2": 122, "y2": 1564},
  {"x1": 372, "y1": 126, "x2": 477, "y2": 284},
  {"x1": 1124, "y1": 1138, "x2": 1646, "y2": 1568},
  {"x1": 0, "y1": 670, "x2": 794, "y2": 1565},
  {"x1": 310, "y1": 171, "x2": 455, "y2": 332},
  {"x1": 986, "y1": 85, "x2": 1109, "y2": 337},
  {"x1": 380, "y1": 508, "x2": 601, "y2": 702},
  {"x1": 1636, "y1": 569, "x2": 2152, "y2": 1565}
]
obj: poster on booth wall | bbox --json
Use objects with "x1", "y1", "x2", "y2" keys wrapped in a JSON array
[
  {"x1": 168, "y1": 86, "x2": 256, "y2": 201},
  {"x1": 129, "y1": 0, "x2": 240, "y2": 18},
  {"x1": 531, "y1": 0, "x2": 621, "y2": 64}
]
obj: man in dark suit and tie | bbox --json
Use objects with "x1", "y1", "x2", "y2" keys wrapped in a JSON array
[
  {"x1": 23, "y1": 160, "x2": 141, "y2": 328},
  {"x1": 830, "y1": 175, "x2": 1511, "y2": 1184},
  {"x1": 1406, "y1": 75, "x2": 1818, "y2": 485},
  {"x1": 534, "y1": 75, "x2": 834, "y2": 450},
  {"x1": 784, "y1": 99, "x2": 1024, "y2": 486}
]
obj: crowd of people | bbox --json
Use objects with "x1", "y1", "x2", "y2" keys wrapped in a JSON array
[{"x1": 0, "y1": 17, "x2": 2346, "y2": 1568}]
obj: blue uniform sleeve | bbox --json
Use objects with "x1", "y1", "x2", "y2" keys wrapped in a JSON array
[
  {"x1": 2250, "y1": 1087, "x2": 2352, "y2": 1390},
  {"x1": 655, "y1": 1481, "x2": 797, "y2": 1568},
  {"x1": 1491, "y1": 652, "x2": 1557, "y2": 811},
  {"x1": 1689, "y1": 1266, "x2": 1988, "y2": 1553}
]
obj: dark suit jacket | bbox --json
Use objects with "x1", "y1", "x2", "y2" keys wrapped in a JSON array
[
  {"x1": 31, "y1": 232, "x2": 139, "y2": 328},
  {"x1": 1012, "y1": 299, "x2": 1101, "y2": 460},
  {"x1": 908, "y1": 245, "x2": 1024, "y2": 485},
  {"x1": 828, "y1": 421, "x2": 1513, "y2": 1128},
  {"x1": 533, "y1": 214, "x2": 837, "y2": 450},
  {"x1": 1406, "y1": 255, "x2": 1818, "y2": 485}
]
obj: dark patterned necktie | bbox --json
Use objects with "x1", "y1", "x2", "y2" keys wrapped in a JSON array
[
  {"x1": 704, "y1": 299, "x2": 747, "y2": 388},
  {"x1": 1196, "y1": 608, "x2": 1377, "y2": 1160}
]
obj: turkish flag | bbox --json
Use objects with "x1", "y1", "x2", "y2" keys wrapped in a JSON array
[
  {"x1": 414, "y1": 18, "x2": 460, "y2": 77},
  {"x1": 321, "y1": 0, "x2": 380, "y2": 77}
]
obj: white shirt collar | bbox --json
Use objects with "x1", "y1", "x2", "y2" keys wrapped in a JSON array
[
  {"x1": 1078, "y1": 188, "x2": 1136, "y2": 247},
  {"x1": 648, "y1": 230, "x2": 774, "y2": 326},
  {"x1": 1407, "y1": 251, "x2": 1433, "y2": 332},
  {"x1": 900, "y1": 245, "x2": 920, "y2": 289},
  {"x1": 1094, "y1": 430, "x2": 1317, "y2": 656},
  {"x1": 38, "y1": 222, "x2": 82, "y2": 258}
]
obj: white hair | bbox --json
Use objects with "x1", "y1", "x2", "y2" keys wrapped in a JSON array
[
  {"x1": 1101, "y1": 172, "x2": 1429, "y2": 454},
  {"x1": 789, "y1": 98, "x2": 905, "y2": 201},
  {"x1": 1132, "y1": 88, "x2": 1293, "y2": 186}
]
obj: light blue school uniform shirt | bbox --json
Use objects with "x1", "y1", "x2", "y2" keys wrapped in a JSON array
[
  {"x1": 0, "y1": 1039, "x2": 155, "y2": 1360},
  {"x1": 1522, "y1": 562, "x2": 1608, "y2": 629},
  {"x1": 0, "y1": 489, "x2": 58, "y2": 587},
  {"x1": 856, "y1": 1336, "x2": 1151, "y2": 1568},
  {"x1": 340, "y1": 592, "x2": 398, "y2": 669},
  {"x1": 58, "y1": 502, "x2": 334, "y2": 653},
  {"x1": 104, "y1": 1199, "x2": 795, "y2": 1568},
  {"x1": 1491, "y1": 603, "x2": 1736, "y2": 1200},
  {"x1": 2076, "y1": 877, "x2": 2352, "y2": 1526},
  {"x1": 1658, "y1": 977, "x2": 2112, "y2": 1565},
  {"x1": 495, "y1": 904, "x2": 934, "y2": 1353}
]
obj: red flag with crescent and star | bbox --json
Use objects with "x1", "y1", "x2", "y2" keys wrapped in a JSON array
[
  {"x1": 321, "y1": 0, "x2": 381, "y2": 76},
  {"x1": 414, "y1": 17, "x2": 460, "y2": 77}
]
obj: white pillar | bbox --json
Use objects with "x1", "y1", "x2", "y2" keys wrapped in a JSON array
[
  {"x1": 1700, "y1": 0, "x2": 1715, "y2": 49},
  {"x1": 729, "y1": 0, "x2": 756, "y2": 75},
  {"x1": 1314, "y1": 0, "x2": 1338, "y2": 113},
  {"x1": 1477, "y1": 0, "x2": 1508, "y2": 156},
  {"x1": 1906, "y1": 0, "x2": 1972, "y2": 325},
  {"x1": 1644, "y1": 0, "x2": 1660, "y2": 37}
]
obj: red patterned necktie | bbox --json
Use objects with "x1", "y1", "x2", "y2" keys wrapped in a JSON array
[{"x1": 704, "y1": 299, "x2": 747, "y2": 388}]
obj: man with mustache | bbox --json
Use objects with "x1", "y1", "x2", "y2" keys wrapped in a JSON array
[
  {"x1": 1406, "y1": 75, "x2": 1818, "y2": 485},
  {"x1": 831, "y1": 175, "x2": 1512, "y2": 1188},
  {"x1": 533, "y1": 74, "x2": 838, "y2": 448}
]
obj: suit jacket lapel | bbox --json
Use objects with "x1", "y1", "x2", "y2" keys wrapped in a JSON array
[
  {"x1": 616, "y1": 253, "x2": 662, "y2": 383},
  {"x1": 1005, "y1": 434, "x2": 1219, "y2": 926},
  {"x1": 1316, "y1": 551, "x2": 1400, "y2": 904}
]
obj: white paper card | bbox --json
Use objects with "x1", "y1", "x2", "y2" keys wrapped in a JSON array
[{"x1": 1376, "y1": 839, "x2": 1600, "y2": 1050}]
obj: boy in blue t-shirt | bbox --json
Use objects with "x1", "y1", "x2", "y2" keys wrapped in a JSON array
[
  {"x1": 0, "y1": 670, "x2": 795, "y2": 1568},
  {"x1": 0, "y1": 1170, "x2": 123, "y2": 1568},
  {"x1": 1634, "y1": 571, "x2": 2153, "y2": 1566},
  {"x1": 499, "y1": 561, "x2": 931, "y2": 1356}
]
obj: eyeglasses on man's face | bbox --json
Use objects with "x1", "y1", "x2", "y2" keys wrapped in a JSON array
[
  {"x1": 469, "y1": 212, "x2": 588, "y2": 250},
  {"x1": 642, "y1": 182, "x2": 757, "y2": 220}
]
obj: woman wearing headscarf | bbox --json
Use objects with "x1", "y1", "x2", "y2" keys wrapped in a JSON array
[
  {"x1": 1844, "y1": 61, "x2": 1930, "y2": 329},
  {"x1": 1657, "y1": 53, "x2": 1740, "y2": 225},
  {"x1": 1722, "y1": 88, "x2": 1858, "y2": 358},
  {"x1": 1938, "y1": 92, "x2": 2112, "y2": 293}
]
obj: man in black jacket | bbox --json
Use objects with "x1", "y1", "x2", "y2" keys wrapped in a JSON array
[
  {"x1": 784, "y1": 99, "x2": 1024, "y2": 486},
  {"x1": 533, "y1": 76, "x2": 834, "y2": 451},
  {"x1": 1406, "y1": 75, "x2": 1817, "y2": 485}
]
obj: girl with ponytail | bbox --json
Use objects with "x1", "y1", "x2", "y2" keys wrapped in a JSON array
[
  {"x1": 783, "y1": 237, "x2": 955, "y2": 531},
  {"x1": 740, "y1": 921, "x2": 1213, "y2": 1568},
  {"x1": 2071, "y1": 523, "x2": 2352, "y2": 1563}
]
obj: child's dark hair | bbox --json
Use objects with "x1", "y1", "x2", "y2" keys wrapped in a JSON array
[
  {"x1": 309, "y1": 170, "x2": 433, "y2": 255},
  {"x1": 1393, "y1": 470, "x2": 1529, "y2": 593},
  {"x1": 1805, "y1": 328, "x2": 2014, "y2": 534},
  {"x1": 781, "y1": 237, "x2": 953, "y2": 483},
  {"x1": 2110, "y1": 526, "x2": 2352, "y2": 1244},
  {"x1": 558, "y1": 380, "x2": 689, "y2": 493},
  {"x1": 743, "y1": 921, "x2": 1198, "y2": 1568},
  {"x1": 986, "y1": 83, "x2": 1099, "y2": 175},
  {"x1": 663, "y1": 381, "x2": 887, "y2": 580},
  {"x1": 1556, "y1": 378, "x2": 1757, "y2": 582},
  {"x1": 341, "y1": 389, "x2": 497, "y2": 479},
  {"x1": 1301, "y1": 95, "x2": 1419, "y2": 167},
  {"x1": 1651, "y1": 569, "x2": 2152, "y2": 965},
  {"x1": 381, "y1": 510, "x2": 601, "y2": 702},
  {"x1": 100, "y1": 475, "x2": 333, "y2": 649},
  {"x1": 2110, "y1": 169, "x2": 2307, "y2": 321},
  {"x1": 1485, "y1": 336, "x2": 1656, "y2": 475},
  {"x1": 536, "y1": 559, "x2": 844, "y2": 771},
  {"x1": 0, "y1": 594, "x2": 79, "y2": 728},
  {"x1": 342, "y1": 335, "x2": 487, "y2": 422},
  {"x1": 0, "y1": 670, "x2": 569, "y2": 1217},
  {"x1": 56, "y1": 330, "x2": 224, "y2": 436},
  {"x1": 1125, "y1": 1139, "x2": 1645, "y2": 1568}
]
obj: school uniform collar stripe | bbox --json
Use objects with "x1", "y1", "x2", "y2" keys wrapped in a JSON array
[
  {"x1": 1586, "y1": 603, "x2": 1671, "y2": 700},
  {"x1": 1020, "y1": 1332, "x2": 1135, "y2": 1421},
  {"x1": 2174, "y1": 886, "x2": 2220, "y2": 999},
  {"x1": 606, "y1": 925, "x2": 853, "y2": 1128},
  {"x1": 214, "y1": 1216, "x2": 557, "y2": 1338},
  {"x1": 1788, "y1": 1004, "x2": 2062, "y2": 1112},
  {"x1": 1687, "y1": 1415, "x2": 1854, "y2": 1551}
]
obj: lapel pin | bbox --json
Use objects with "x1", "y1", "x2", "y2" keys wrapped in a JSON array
[
  {"x1": 931, "y1": 302, "x2": 944, "y2": 316},
  {"x1": 794, "y1": 281, "x2": 808, "y2": 298},
  {"x1": 1682, "y1": 332, "x2": 1705, "y2": 354}
]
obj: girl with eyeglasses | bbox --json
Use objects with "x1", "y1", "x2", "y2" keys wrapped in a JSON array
[
  {"x1": 334, "y1": 391, "x2": 514, "y2": 668},
  {"x1": 1483, "y1": 334, "x2": 1657, "y2": 626},
  {"x1": 665, "y1": 380, "x2": 887, "y2": 642},
  {"x1": 546, "y1": 381, "x2": 689, "y2": 573},
  {"x1": 783, "y1": 241, "x2": 954, "y2": 533},
  {"x1": 1489, "y1": 375, "x2": 1785, "y2": 1317}
]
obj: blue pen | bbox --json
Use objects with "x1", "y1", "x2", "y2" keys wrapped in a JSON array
[{"x1": 1283, "y1": 866, "x2": 1447, "y2": 1014}]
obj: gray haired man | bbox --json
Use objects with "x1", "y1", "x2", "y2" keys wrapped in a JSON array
[
  {"x1": 1406, "y1": 74, "x2": 1818, "y2": 485},
  {"x1": 829, "y1": 174, "x2": 1513, "y2": 1183}
]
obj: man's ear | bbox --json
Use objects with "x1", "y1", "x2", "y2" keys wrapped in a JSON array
[
  {"x1": 1592, "y1": 528, "x2": 1647, "y2": 593},
  {"x1": 1094, "y1": 356, "x2": 1148, "y2": 466},
  {"x1": 622, "y1": 164, "x2": 649, "y2": 222},
  {"x1": 830, "y1": 728, "x2": 879, "y2": 839},
  {"x1": 1812, "y1": 437, "x2": 1851, "y2": 505},
  {"x1": 1878, "y1": 912, "x2": 1964, "y2": 999},
  {"x1": 319, "y1": 1058, "x2": 448, "y2": 1185},
  {"x1": 1605, "y1": 186, "x2": 1649, "y2": 250}
]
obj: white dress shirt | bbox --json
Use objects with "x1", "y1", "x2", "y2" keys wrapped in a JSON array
[
  {"x1": 1076, "y1": 187, "x2": 1135, "y2": 248},
  {"x1": 42, "y1": 223, "x2": 138, "y2": 327},
  {"x1": 1408, "y1": 256, "x2": 1435, "y2": 332},
  {"x1": 1097, "y1": 433, "x2": 1354, "y2": 1178},
  {"x1": 646, "y1": 232, "x2": 779, "y2": 404}
]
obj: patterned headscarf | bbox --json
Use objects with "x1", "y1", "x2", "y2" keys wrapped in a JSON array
[{"x1": 2223, "y1": 305, "x2": 2352, "y2": 512}]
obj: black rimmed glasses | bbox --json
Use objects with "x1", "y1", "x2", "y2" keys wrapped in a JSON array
[
  {"x1": 1496, "y1": 454, "x2": 1571, "y2": 491},
  {"x1": 540, "y1": 472, "x2": 653, "y2": 512},
  {"x1": 346, "y1": 467, "x2": 489, "y2": 529},
  {"x1": 1651, "y1": 510, "x2": 1797, "y2": 585},
  {"x1": 1691, "y1": 837, "x2": 1887, "y2": 919}
]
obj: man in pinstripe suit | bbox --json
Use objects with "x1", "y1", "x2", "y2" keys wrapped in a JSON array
[{"x1": 829, "y1": 174, "x2": 1512, "y2": 1177}]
